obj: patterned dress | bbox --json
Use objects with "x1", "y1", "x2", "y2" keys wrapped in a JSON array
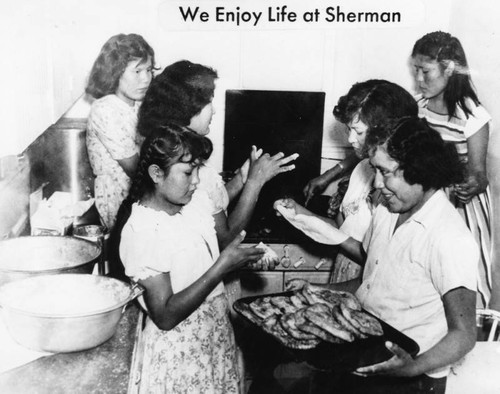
[
  {"x1": 120, "y1": 191, "x2": 240, "y2": 393},
  {"x1": 417, "y1": 95, "x2": 492, "y2": 307},
  {"x1": 86, "y1": 95, "x2": 142, "y2": 229},
  {"x1": 330, "y1": 159, "x2": 376, "y2": 283}
]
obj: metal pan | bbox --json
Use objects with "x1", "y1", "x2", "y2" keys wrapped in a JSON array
[{"x1": 233, "y1": 291, "x2": 419, "y2": 372}]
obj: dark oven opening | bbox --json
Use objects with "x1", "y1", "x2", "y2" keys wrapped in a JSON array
[{"x1": 223, "y1": 89, "x2": 325, "y2": 243}]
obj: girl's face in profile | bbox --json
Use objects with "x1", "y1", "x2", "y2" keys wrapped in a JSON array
[
  {"x1": 412, "y1": 54, "x2": 449, "y2": 102},
  {"x1": 188, "y1": 101, "x2": 215, "y2": 136},
  {"x1": 116, "y1": 56, "x2": 154, "y2": 106},
  {"x1": 346, "y1": 115, "x2": 369, "y2": 158},
  {"x1": 154, "y1": 158, "x2": 200, "y2": 215}
]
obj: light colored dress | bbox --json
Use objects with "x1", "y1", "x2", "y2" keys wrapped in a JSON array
[
  {"x1": 418, "y1": 95, "x2": 492, "y2": 307},
  {"x1": 330, "y1": 159, "x2": 375, "y2": 283},
  {"x1": 120, "y1": 191, "x2": 239, "y2": 394},
  {"x1": 197, "y1": 164, "x2": 246, "y2": 392},
  {"x1": 86, "y1": 94, "x2": 142, "y2": 229}
]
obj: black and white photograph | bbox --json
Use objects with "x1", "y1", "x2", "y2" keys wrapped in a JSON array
[{"x1": 0, "y1": 0, "x2": 499, "y2": 393}]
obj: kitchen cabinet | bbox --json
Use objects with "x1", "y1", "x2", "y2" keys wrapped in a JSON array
[{"x1": 240, "y1": 243, "x2": 338, "y2": 298}]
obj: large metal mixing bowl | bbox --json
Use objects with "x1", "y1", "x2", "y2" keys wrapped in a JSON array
[
  {"x1": 0, "y1": 236, "x2": 101, "y2": 286},
  {"x1": 0, "y1": 274, "x2": 143, "y2": 352}
]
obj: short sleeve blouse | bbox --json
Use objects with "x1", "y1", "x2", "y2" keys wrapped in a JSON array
[
  {"x1": 197, "y1": 164, "x2": 229, "y2": 215},
  {"x1": 119, "y1": 190, "x2": 224, "y2": 298},
  {"x1": 416, "y1": 95, "x2": 490, "y2": 142}
]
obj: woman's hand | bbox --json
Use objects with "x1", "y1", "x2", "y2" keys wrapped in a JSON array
[
  {"x1": 238, "y1": 145, "x2": 264, "y2": 184},
  {"x1": 353, "y1": 341, "x2": 417, "y2": 377},
  {"x1": 303, "y1": 174, "x2": 331, "y2": 205},
  {"x1": 247, "y1": 151, "x2": 299, "y2": 187},
  {"x1": 285, "y1": 278, "x2": 309, "y2": 291},
  {"x1": 274, "y1": 198, "x2": 300, "y2": 217},
  {"x1": 454, "y1": 172, "x2": 488, "y2": 204},
  {"x1": 217, "y1": 231, "x2": 265, "y2": 274}
]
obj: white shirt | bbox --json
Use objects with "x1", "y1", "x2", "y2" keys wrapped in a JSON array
[
  {"x1": 357, "y1": 190, "x2": 478, "y2": 378},
  {"x1": 339, "y1": 158, "x2": 375, "y2": 241},
  {"x1": 120, "y1": 190, "x2": 224, "y2": 299}
]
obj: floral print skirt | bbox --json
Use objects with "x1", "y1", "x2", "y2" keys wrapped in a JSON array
[{"x1": 138, "y1": 293, "x2": 240, "y2": 394}]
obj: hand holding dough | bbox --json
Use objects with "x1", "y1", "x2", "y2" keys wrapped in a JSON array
[{"x1": 274, "y1": 200, "x2": 348, "y2": 245}]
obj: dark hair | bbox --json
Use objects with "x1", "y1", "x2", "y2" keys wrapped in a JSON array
[
  {"x1": 107, "y1": 124, "x2": 212, "y2": 280},
  {"x1": 138, "y1": 60, "x2": 218, "y2": 138},
  {"x1": 411, "y1": 31, "x2": 479, "y2": 119},
  {"x1": 366, "y1": 117, "x2": 464, "y2": 191},
  {"x1": 333, "y1": 79, "x2": 418, "y2": 155},
  {"x1": 86, "y1": 33, "x2": 155, "y2": 99}
]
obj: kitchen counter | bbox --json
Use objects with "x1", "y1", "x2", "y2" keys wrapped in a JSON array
[{"x1": 0, "y1": 304, "x2": 140, "y2": 394}]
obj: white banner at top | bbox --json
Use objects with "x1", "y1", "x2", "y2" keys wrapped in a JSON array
[{"x1": 158, "y1": 0, "x2": 426, "y2": 31}]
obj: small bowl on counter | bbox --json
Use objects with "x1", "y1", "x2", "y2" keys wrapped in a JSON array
[
  {"x1": 0, "y1": 236, "x2": 101, "y2": 286},
  {"x1": 0, "y1": 273, "x2": 144, "y2": 353}
]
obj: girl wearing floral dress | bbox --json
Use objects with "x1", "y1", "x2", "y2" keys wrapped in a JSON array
[
  {"x1": 117, "y1": 125, "x2": 265, "y2": 393},
  {"x1": 411, "y1": 31, "x2": 492, "y2": 307},
  {"x1": 86, "y1": 33, "x2": 155, "y2": 229}
]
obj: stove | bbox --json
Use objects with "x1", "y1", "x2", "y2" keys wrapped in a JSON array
[{"x1": 223, "y1": 89, "x2": 325, "y2": 243}]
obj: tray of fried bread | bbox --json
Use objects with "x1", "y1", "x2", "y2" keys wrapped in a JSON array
[{"x1": 233, "y1": 282, "x2": 419, "y2": 371}]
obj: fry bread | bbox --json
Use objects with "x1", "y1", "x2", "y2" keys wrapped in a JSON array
[
  {"x1": 304, "y1": 304, "x2": 355, "y2": 342},
  {"x1": 339, "y1": 302, "x2": 383, "y2": 336},
  {"x1": 249, "y1": 297, "x2": 281, "y2": 320}
]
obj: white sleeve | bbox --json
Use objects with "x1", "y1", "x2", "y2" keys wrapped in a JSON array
[{"x1": 464, "y1": 102, "x2": 491, "y2": 139}]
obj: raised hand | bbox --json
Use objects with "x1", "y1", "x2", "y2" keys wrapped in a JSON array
[
  {"x1": 239, "y1": 145, "x2": 264, "y2": 184},
  {"x1": 247, "y1": 151, "x2": 299, "y2": 187}
]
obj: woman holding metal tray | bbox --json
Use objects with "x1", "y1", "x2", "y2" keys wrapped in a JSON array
[{"x1": 276, "y1": 117, "x2": 477, "y2": 394}]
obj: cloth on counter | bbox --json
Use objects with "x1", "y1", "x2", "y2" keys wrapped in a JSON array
[{"x1": 0, "y1": 316, "x2": 52, "y2": 374}]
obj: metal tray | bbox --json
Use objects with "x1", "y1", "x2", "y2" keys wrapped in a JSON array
[{"x1": 233, "y1": 291, "x2": 420, "y2": 372}]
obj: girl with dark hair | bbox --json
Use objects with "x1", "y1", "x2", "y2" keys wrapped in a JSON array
[
  {"x1": 137, "y1": 61, "x2": 298, "y2": 391},
  {"x1": 86, "y1": 33, "x2": 155, "y2": 229},
  {"x1": 118, "y1": 124, "x2": 265, "y2": 392},
  {"x1": 138, "y1": 60, "x2": 298, "y2": 248},
  {"x1": 411, "y1": 31, "x2": 492, "y2": 307}
]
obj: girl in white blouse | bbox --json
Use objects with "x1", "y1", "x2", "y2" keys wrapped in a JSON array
[{"x1": 117, "y1": 125, "x2": 265, "y2": 393}]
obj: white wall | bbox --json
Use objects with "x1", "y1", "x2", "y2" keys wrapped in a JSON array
[
  {"x1": 2, "y1": 0, "x2": 456, "y2": 163},
  {"x1": 449, "y1": 0, "x2": 500, "y2": 307}
]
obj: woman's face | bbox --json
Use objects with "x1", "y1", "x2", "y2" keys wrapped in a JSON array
[
  {"x1": 115, "y1": 56, "x2": 153, "y2": 106},
  {"x1": 188, "y1": 101, "x2": 215, "y2": 136},
  {"x1": 346, "y1": 115, "x2": 369, "y2": 158},
  {"x1": 370, "y1": 146, "x2": 426, "y2": 218},
  {"x1": 412, "y1": 54, "x2": 449, "y2": 101},
  {"x1": 153, "y1": 159, "x2": 200, "y2": 215}
]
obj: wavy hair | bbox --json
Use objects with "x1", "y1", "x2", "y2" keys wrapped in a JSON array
[
  {"x1": 138, "y1": 60, "x2": 218, "y2": 138},
  {"x1": 366, "y1": 117, "x2": 464, "y2": 191},
  {"x1": 333, "y1": 80, "x2": 418, "y2": 156},
  {"x1": 334, "y1": 80, "x2": 418, "y2": 126},
  {"x1": 411, "y1": 31, "x2": 479, "y2": 119},
  {"x1": 86, "y1": 33, "x2": 155, "y2": 99},
  {"x1": 108, "y1": 124, "x2": 212, "y2": 280}
]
